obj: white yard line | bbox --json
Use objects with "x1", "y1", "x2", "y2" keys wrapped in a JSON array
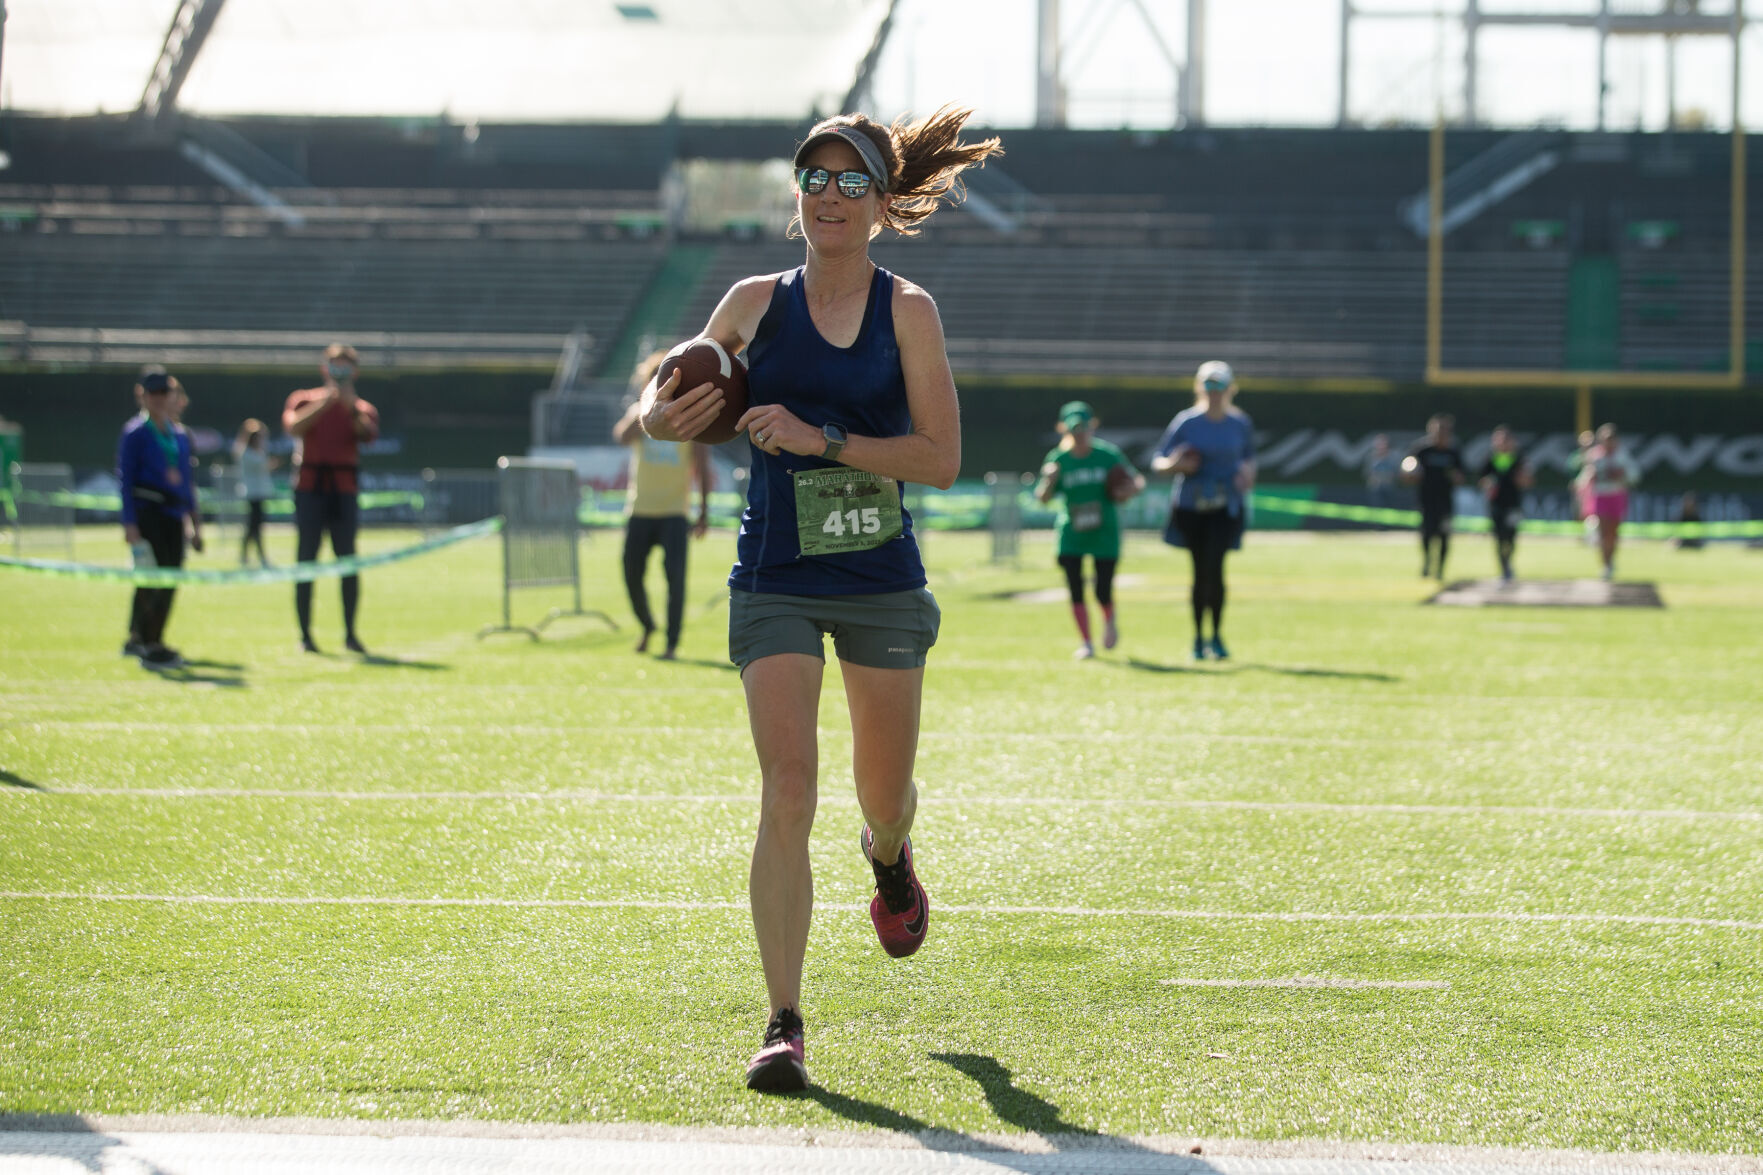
[
  {"x1": 10, "y1": 786, "x2": 1758, "y2": 824},
  {"x1": 9, "y1": 720, "x2": 1759, "y2": 756},
  {"x1": 1, "y1": 892, "x2": 1758, "y2": 932},
  {"x1": 1161, "y1": 977, "x2": 1451, "y2": 990},
  {"x1": 0, "y1": 1123, "x2": 1752, "y2": 1175}
]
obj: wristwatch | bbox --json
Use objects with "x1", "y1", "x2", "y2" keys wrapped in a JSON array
[{"x1": 820, "y1": 422, "x2": 847, "y2": 462}]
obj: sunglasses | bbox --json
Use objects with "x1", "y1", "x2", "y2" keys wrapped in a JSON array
[
  {"x1": 328, "y1": 364, "x2": 356, "y2": 380},
  {"x1": 796, "y1": 167, "x2": 875, "y2": 199}
]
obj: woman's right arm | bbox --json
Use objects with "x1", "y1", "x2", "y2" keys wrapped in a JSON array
[{"x1": 640, "y1": 277, "x2": 774, "y2": 442}]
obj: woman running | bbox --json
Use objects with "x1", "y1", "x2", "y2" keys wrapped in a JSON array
[
  {"x1": 1575, "y1": 422, "x2": 1641, "y2": 580},
  {"x1": 640, "y1": 106, "x2": 1000, "y2": 1093},
  {"x1": 1034, "y1": 400, "x2": 1143, "y2": 658},
  {"x1": 1153, "y1": 361, "x2": 1256, "y2": 661}
]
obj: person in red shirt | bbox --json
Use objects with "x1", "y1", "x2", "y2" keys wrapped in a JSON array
[{"x1": 282, "y1": 343, "x2": 380, "y2": 653}]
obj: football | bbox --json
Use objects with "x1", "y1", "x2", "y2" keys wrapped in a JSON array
[
  {"x1": 658, "y1": 336, "x2": 748, "y2": 445},
  {"x1": 1105, "y1": 462, "x2": 1137, "y2": 502}
]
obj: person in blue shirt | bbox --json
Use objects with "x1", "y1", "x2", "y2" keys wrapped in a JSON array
[
  {"x1": 641, "y1": 107, "x2": 1000, "y2": 1094},
  {"x1": 117, "y1": 366, "x2": 202, "y2": 668},
  {"x1": 1153, "y1": 360, "x2": 1256, "y2": 661}
]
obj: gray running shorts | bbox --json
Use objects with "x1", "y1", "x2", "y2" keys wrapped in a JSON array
[{"x1": 728, "y1": 587, "x2": 941, "y2": 671}]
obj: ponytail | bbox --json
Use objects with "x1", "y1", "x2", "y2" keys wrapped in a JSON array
[{"x1": 798, "y1": 105, "x2": 1004, "y2": 238}]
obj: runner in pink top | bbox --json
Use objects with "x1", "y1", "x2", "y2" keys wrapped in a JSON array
[{"x1": 1573, "y1": 423, "x2": 1641, "y2": 581}]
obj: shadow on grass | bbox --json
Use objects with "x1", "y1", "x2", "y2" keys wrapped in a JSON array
[
  {"x1": 1120, "y1": 657, "x2": 1399, "y2": 683},
  {"x1": 799, "y1": 1053, "x2": 1213, "y2": 1172},
  {"x1": 143, "y1": 662, "x2": 247, "y2": 688},
  {"x1": 0, "y1": 769, "x2": 48, "y2": 791},
  {"x1": 358, "y1": 654, "x2": 451, "y2": 671},
  {"x1": 0, "y1": 1114, "x2": 176, "y2": 1174},
  {"x1": 653, "y1": 655, "x2": 737, "y2": 672}
]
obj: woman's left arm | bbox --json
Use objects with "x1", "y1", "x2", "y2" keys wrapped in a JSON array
[
  {"x1": 741, "y1": 281, "x2": 961, "y2": 490},
  {"x1": 837, "y1": 283, "x2": 960, "y2": 489},
  {"x1": 1235, "y1": 417, "x2": 1257, "y2": 491}
]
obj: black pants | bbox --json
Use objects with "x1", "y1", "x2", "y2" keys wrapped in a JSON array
[
  {"x1": 128, "y1": 501, "x2": 185, "y2": 646},
  {"x1": 242, "y1": 499, "x2": 268, "y2": 566},
  {"x1": 1492, "y1": 513, "x2": 1518, "y2": 575},
  {"x1": 295, "y1": 490, "x2": 360, "y2": 639},
  {"x1": 1057, "y1": 554, "x2": 1117, "y2": 607},
  {"x1": 1174, "y1": 508, "x2": 1237, "y2": 638},
  {"x1": 1420, "y1": 503, "x2": 1452, "y2": 575},
  {"x1": 623, "y1": 515, "x2": 689, "y2": 646}
]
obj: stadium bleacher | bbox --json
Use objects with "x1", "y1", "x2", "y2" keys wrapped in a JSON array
[{"x1": 0, "y1": 115, "x2": 1754, "y2": 382}]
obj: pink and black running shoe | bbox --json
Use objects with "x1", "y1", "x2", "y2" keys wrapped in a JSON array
[
  {"x1": 744, "y1": 1006, "x2": 807, "y2": 1092},
  {"x1": 860, "y1": 825, "x2": 930, "y2": 958}
]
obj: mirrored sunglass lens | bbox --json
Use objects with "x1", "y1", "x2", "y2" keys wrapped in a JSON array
[
  {"x1": 797, "y1": 168, "x2": 830, "y2": 194},
  {"x1": 834, "y1": 171, "x2": 872, "y2": 197}
]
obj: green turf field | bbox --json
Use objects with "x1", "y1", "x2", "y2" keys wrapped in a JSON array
[{"x1": 2, "y1": 524, "x2": 1760, "y2": 1153}]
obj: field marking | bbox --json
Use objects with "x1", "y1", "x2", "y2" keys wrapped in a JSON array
[
  {"x1": 2, "y1": 891, "x2": 1760, "y2": 932},
  {"x1": 10, "y1": 719, "x2": 1762, "y2": 754},
  {"x1": 8, "y1": 786, "x2": 1759, "y2": 824},
  {"x1": 2, "y1": 1125, "x2": 1754, "y2": 1175},
  {"x1": 8, "y1": 682, "x2": 1762, "y2": 711},
  {"x1": 1161, "y1": 977, "x2": 1450, "y2": 990}
]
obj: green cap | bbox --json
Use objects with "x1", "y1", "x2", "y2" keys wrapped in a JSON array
[{"x1": 1058, "y1": 400, "x2": 1095, "y2": 429}]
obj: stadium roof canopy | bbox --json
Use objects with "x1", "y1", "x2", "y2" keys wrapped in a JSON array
[{"x1": 4, "y1": 0, "x2": 892, "y2": 121}]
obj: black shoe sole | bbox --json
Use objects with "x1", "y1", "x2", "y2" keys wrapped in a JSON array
[{"x1": 744, "y1": 1054, "x2": 808, "y2": 1093}]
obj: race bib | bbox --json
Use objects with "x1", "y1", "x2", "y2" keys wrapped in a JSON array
[
  {"x1": 1068, "y1": 501, "x2": 1103, "y2": 532},
  {"x1": 794, "y1": 468, "x2": 903, "y2": 556},
  {"x1": 1190, "y1": 480, "x2": 1227, "y2": 512}
]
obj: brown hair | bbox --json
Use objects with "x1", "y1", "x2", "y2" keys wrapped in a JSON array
[
  {"x1": 324, "y1": 343, "x2": 359, "y2": 364},
  {"x1": 237, "y1": 418, "x2": 266, "y2": 447},
  {"x1": 800, "y1": 105, "x2": 1003, "y2": 238}
]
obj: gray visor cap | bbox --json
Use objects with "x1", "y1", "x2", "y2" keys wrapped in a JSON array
[{"x1": 792, "y1": 126, "x2": 891, "y2": 193}]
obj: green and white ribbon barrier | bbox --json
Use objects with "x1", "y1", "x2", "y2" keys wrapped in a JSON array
[
  {"x1": 12, "y1": 489, "x2": 425, "y2": 516},
  {"x1": 1248, "y1": 493, "x2": 1763, "y2": 540},
  {"x1": 0, "y1": 517, "x2": 501, "y2": 586}
]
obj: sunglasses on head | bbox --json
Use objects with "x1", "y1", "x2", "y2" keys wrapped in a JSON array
[{"x1": 796, "y1": 167, "x2": 875, "y2": 199}]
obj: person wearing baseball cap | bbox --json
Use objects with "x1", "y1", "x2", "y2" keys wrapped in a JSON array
[
  {"x1": 1034, "y1": 400, "x2": 1143, "y2": 659},
  {"x1": 1152, "y1": 360, "x2": 1256, "y2": 661},
  {"x1": 117, "y1": 365, "x2": 201, "y2": 668}
]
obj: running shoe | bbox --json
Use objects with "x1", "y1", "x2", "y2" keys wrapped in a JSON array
[
  {"x1": 744, "y1": 1006, "x2": 807, "y2": 1093},
  {"x1": 345, "y1": 635, "x2": 368, "y2": 655},
  {"x1": 1208, "y1": 636, "x2": 1230, "y2": 661},
  {"x1": 1073, "y1": 641, "x2": 1094, "y2": 660},
  {"x1": 860, "y1": 826, "x2": 929, "y2": 958},
  {"x1": 1102, "y1": 617, "x2": 1119, "y2": 650},
  {"x1": 1192, "y1": 637, "x2": 1207, "y2": 662},
  {"x1": 140, "y1": 644, "x2": 183, "y2": 669},
  {"x1": 122, "y1": 638, "x2": 148, "y2": 659}
]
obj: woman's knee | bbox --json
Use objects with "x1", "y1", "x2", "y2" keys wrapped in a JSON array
[{"x1": 759, "y1": 759, "x2": 818, "y2": 831}]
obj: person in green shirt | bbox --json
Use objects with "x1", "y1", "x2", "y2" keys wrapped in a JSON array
[{"x1": 1035, "y1": 401, "x2": 1143, "y2": 659}]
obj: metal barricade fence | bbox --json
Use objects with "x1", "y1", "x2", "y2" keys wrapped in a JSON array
[
  {"x1": 11, "y1": 462, "x2": 76, "y2": 560},
  {"x1": 479, "y1": 456, "x2": 614, "y2": 639},
  {"x1": 985, "y1": 471, "x2": 1031, "y2": 565},
  {"x1": 206, "y1": 465, "x2": 241, "y2": 546}
]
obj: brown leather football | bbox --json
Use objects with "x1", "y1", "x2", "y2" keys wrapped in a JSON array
[{"x1": 657, "y1": 336, "x2": 748, "y2": 445}]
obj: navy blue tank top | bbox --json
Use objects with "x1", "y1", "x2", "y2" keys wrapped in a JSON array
[{"x1": 730, "y1": 265, "x2": 926, "y2": 596}]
